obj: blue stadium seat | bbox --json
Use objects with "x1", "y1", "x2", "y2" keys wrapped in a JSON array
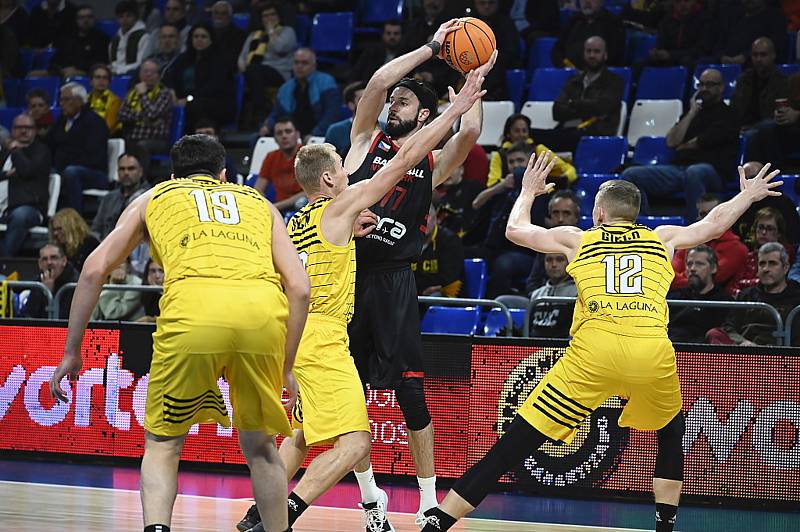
[
  {"x1": 574, "y1": 174, "x2": 617, "y2": 214},
  {"x1": 527, "y1": 37, "x2": 556, "y2": 71},
  {"x1": 245, "y1": 174, "x2": 277, "y2": 201},
  {"x1": 0, "y1": 107, "x2": 23, "y2": 129},
  {"x1": 692, "y1": 64, "x2": 741, "y2": 100},
  {"x1": 311, "y1": 12, "x2": 354, "y2": 63},
  {"x1": 294, "y1": 15, "x2": 311, "y2": 46},
  {"x1": 32, "y1": 48, "x2": 56, "y2": 71},
  {"x1": 559, "y1": 8, "x2": 574, "y2": 29},
  {"x1": 482, "y1": 307, "x2": 526, "y2": 336},
  {"x1": 357, "y1": 0, "x2": 402, "y2": 27},
  {"x1": 19, "y1": 49, "x2": 34, "y2": 74},
  {"x1": 777, "y1": 63, "x2": 800, "y2": 77},
  {"x1": 628, "y1": 32, "x2": 657, "y2": 64},
  {"x1": 779, "y1": 175, "x2": 800, "y2": 206},
  {"x1": 96, "y1": 19, "x2": 120, "y2": 38},
  {"x1": 151, "y1": 106, "x2": 185, "y2": 163},
  {"x1": 606, "y1": 5, "x2": 623, "y2": 16},
  {"x1": 221, "y1": 74, "x2": 245, "y2": 130},
  {"x1": 528, "y1": 68, "x2": 575, "y2": 101},
  {"x1": 636, "y1": 67, "x2": 687, "y2": 100},
  {"x1": 608, "y1": 66, "x2": 632, "y2": 102},
  {"x1": 636, "y1": 215, "x2": 684, "y2": 228},
  {"x1": 787, "y1": 32, "x2": 797, "y2": 63},
  {"x1": 23, "y1": 76, "x2": 60, "y2": 106},
  {"x1": 2, "y1": 79, "x2": 22, "y2": 107},
  {"x1": 578, "y1": 215, "x2": 594, "y2": 229},
  {"x1": 110, "y1": 75, "x2": 132, "y2": 98},
  {"x1": 232, "y1": 13, "x2": 250, "y2": 31},
  {"x1": 632, "y1": 136, "x2": 674, "y2": 166},
  {"x1": 65, "y1": 75, "x2": 91, "y2": 93},
  {"x1": 420, "y1": 306, "x2": 481, "y2": 335},
  {"x1": 574, "y1": 136, "x2": 626, "y2": 174},
  {"x1": 463, "y1": 258, "x2": 488, "y2": 299},
  {"x1": 505, "y1": 69, "x2": 525, "y2": 111}
]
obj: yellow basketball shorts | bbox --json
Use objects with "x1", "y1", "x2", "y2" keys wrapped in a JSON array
[
  {"x1": 518, "y1": 326, "x2": 682, "y2": 443},
  {"x1": 291, "y1": 314, "x2": 370, "y2": 446},
  {"x1": 144, "y1": 320, "x2": 292, "y2": 438}
]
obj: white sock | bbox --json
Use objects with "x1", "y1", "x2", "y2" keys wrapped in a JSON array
[
  {"x1": 417, "y1": 475, "x2": 438, "y2": 513},
  {"x1": 354, "y1": 466, "x2": 381, "y2": 504}
]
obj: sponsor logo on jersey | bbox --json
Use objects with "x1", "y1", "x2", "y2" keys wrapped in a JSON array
[{"x1": 369, "y1": 155, "x2": 426, "y2": 181}]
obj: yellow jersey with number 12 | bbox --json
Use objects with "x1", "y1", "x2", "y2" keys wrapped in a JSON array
[{"x1": 566, "y1": 223, "x2": 674, "y2": 338}]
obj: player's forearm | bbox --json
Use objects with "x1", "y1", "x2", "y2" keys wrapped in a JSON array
[
  {"x1": 395, "y1": 105, "x2": 464, "y2": 169},
  {"x1": 701, "y1": 190, "x2": 757, "y2": 240},
  {"x1": 64, "y1": 268, "x2": 105, "y2": 357},
  {"x1": 368, "y1": 46, "x2": 436, "y2": 92},
  {"x1": 666, "y1": 110, "x2": 696, "y2": 148},
  {"x1": 506, "y1": 193, "x2": 537, "y2": 245},
  {"x1": 459, "y1": 97, "x2": 483, "y2": 139}
]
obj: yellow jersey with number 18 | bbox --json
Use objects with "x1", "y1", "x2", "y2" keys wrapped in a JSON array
[
  {"x1": 145, "y1": 176, "x2": 286, "y2": 329},
  {"x1": 566, "y1": 223, "x2": 674, "y2": 338}
]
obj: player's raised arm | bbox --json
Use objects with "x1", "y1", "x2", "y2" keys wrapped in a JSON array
[
  {"x1": 656, "y1": 163, "x2": 782, "y2": 254},
  {"x1": 505, "y1": 151, "x2": 582, "y2": 258},
  {"x1": 332, "y1": 69, "x2": 487, "y2": 221},
  {"x1": 49, "y1": 190, "x2": 153, "y2": 402},
  {"x1": 347, "y1": 20, "x2": 460, "y2": 156}
]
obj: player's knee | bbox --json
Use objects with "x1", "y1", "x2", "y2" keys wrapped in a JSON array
[
  {"x1": 395, "y1": 378, "x2": 431, "y2": 431},
  {"x1": 655, "y1": 412, "x2": 685, "y2": 481},
  {"x1": 340, "y1": 430, "x2": 371, "y2": 465}
]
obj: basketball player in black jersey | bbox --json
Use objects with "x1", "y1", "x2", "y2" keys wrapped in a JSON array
[{"x1": 344, "y1": 19, "x2": 497, "y2": 525}]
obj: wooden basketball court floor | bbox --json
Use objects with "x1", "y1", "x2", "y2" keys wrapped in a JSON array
[{"x1": 1, "y1": 460, "x2": 798, "y2": 532}]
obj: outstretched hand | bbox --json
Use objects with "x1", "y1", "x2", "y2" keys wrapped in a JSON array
[
  {"x1": 739, "y1": 162, "x2": 782, "y2": 203},
  {"x1": 447, "y1": 69, "x2": 488, "y2": 114},
  {"x1": 49, "y1": 353, "x2": 82, "y2": 403},
  {"x1": 521, "y1": 150, "x2": 556, "y2": 197}
]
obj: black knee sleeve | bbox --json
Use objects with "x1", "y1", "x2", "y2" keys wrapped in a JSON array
[
  {"x1": 655, "y1": 412, "x2": 685, "y2": 481},
  {"x1": 396, "y1": 378, "x2": 431, "y2": 431},
  {"x1": 454, "y1": 416, "x2": 547, "y2": 508}
]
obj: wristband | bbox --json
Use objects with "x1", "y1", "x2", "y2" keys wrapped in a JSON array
[{"x1": 426, "y1": 41, "x2": 441, "y2": 57}]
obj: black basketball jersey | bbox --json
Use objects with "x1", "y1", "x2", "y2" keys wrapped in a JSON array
[{"x1": 349, "y1": 130, "x2": 434, "y2": 266}]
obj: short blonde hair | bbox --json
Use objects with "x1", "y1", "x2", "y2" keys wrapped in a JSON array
[
  {"x1": 596, "y1": 180, "x2": 641, "y2": 221},
  {"x1": 294, "y1": 143, "x2": 339, "y2": 195}
]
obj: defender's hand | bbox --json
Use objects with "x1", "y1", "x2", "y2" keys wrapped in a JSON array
[
  {"x1": 521, "y1": 151, "x2": 556, "y2": 197},
  {"x1": 447, "y1": 69, "x2": 487, "y2": 114},
  {"x1": 739, "y1": 162, "x2": 782, "y2": 202},
  {"x1": 353, "y1": 209, "x2": 378, "y2": 237}
]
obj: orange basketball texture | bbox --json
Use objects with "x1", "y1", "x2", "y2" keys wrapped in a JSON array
[{"x1": 442, "y1": 17, "x2": 497, "y2": 74}]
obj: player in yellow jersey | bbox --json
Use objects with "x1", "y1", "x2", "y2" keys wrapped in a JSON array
[
  {"x1": 419, "y1": 154, "x2": 782, "y2": 532},
  {"x1": 48, "y1": 134, "x2": 310, "y2": 532},
  {"x1": 236, "y1": 68, "x2": 489, "y2": 532}
]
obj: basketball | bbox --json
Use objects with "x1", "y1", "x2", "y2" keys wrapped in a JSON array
[{"x1": 442, "y1": 17, "x2": 497, "y2": 74}]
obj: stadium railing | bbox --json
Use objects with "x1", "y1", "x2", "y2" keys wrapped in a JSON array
[{"x1": 418, "y1": 296, "x2": 514, "y2": 337}]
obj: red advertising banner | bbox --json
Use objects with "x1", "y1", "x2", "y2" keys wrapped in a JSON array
[{"x1": 1, "y1": 324, "x2": 797, "y2": 503}]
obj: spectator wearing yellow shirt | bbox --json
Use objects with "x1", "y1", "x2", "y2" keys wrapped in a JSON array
[{"x1": 87, "y1": 63, "x2": 122, "y2": 134}]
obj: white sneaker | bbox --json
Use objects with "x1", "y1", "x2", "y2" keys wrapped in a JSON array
[{"x1": 358, "y1": 488, "x2": 395, "y2": 532}]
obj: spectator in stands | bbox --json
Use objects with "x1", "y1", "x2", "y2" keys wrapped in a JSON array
[
  {"x1": 26, "y1": 88, "x2": 55, "y2": 140},
  {"x1": 193, "y1": 119, "x2": 238, "y2": 181},
  {"x1": 707, "y1": 0, "x2": 787, "y2": 65},
  {"x1": 710, "y1": 242, "x2": 800, "y2": 346},
  {"x1": 28, "y1": 0, "x2": 77, "y2": 49},
  {"x1": 167, "y1": 22, "x2": 237, "y2": 132},
  {"x1": 136, "y1": 0, "x2": 162, "y2": 33},
  {"x1": 524, "y1": 189, "x2": 580, "y2": 292},
  {"x1": 533, "y1": 36, "x2": 624, "y2": 152},
  {"x1": 750, "y1": 72, "x2": 800, "y2": 167},
  {"x1": 91, "y1": 259, "x2": 144, "y2": 321},
  {"x1": 22, "y1": 243, "x2": 78, "y2": 318},
  {"x1": 350, "y1": 20, "x2": 403, "y2": 84},
  {"x1": 253, "y1": 116, "x2": 304, "y2": 212},
  {"x1": 471, "y1": 0, "x2": 520, "y2": 99},
  {"x1": 48, "y1": 82, "x2": 109, "y2": 214},
  {"x1": 87, "y1": 64, "x2": 122, "y2": 134},
  {"x1": 92, "y1": 153, "x2": 149, "y2": 240},
  {"x1": 211, "y1": 1, "x2": 247, "y2": 65},
  {"x1": 48, "y1": 5, "x2": 110, "y2": 78},
  {"x1": 412, "y1": 205, "x2": 464, "y2": 297},
  {"x1": 527, "y1": 253, "x2": 577, "y2": 338},
  {"x1": 433, "y1": 164, "x2": 482, "y2": 237},
  {"x1": 0, "y1": 0, "x2": 29, "y2": 47},
  {"x1": 738, "y1": 206, "x2": 796, "y2": 283},
  {"x1": 672, "y1": 193, "x2": 748, "y2": 295},
  {"x1": 118, "y1": 59, "x2": 173, "y2": 159},
  {"x1": 238, "y1": 3, "x2": 297, "y2": 128},
  {"x1": 647, "y1": 0, "x2": 712, "y2": 68},
  {"x1": 147, "y1": 23, "x2": 181, "y2": 76},
  {"x1": 48, "y1": 208, "x2": 99, "y2": 271},
  {"x1": 401, "y1": 0, "x2": 459, "y2": 99},
  {"x1": 155, "y1": 0, "x2": 190, "y2": 50},
  {"x1": 552, "y1": 0, "x2": 625, "y2": 68},
  {"x1": 521, "y1": 0, "x2": 560, "y2": 41},
  {"x1": 137, "y1": 257, "x2": 163, "y2": 322},
  {"x1": 731, "y1": 37, "x2": 788, "y2": 135},
  {"x1": 488, "y1": 114, "x2": 576, "y2": 189},
  {"x1": 667, "y1": 245, "x2": 733, "y2": 343},
  {"x1": 324, "y1": 81, "x2": 364, "y2": 157},
  {"x1": 622, "y1": 68, "x2": 738, "y2": 222},
  {"x1": 261, "y1": 48, "x2": 339, "y2": 138},
  {"x1": 734, "y1": 161, "x2": 800, "y2": 242},
  {"x1": 620, "y1": 0, "x2": 665, "y2": 32},
  {"x1": 109, "y1": 0, "x2": 152, "y2": 77},
  {"x1": 0, "y1": 113, "x2": 52, "y2": 256},
  {"x1": 790, "y1": 245, "x2": 800, "y2": 284}
]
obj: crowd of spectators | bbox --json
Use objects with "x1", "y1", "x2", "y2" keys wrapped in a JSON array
[{"x1": 1, "y1": 0, "x2": 799, "y2": 345}]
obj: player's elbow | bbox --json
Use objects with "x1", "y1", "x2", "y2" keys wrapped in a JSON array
[
  {"x1": 459, "y1": 120, "x2": 481, "y2": 142},
  {"x1": 505, "y1": 223, "x2": 524, "y2": 245},
  {"x1": 286, "y1": 273, "x2": 311, "y2": 307}
]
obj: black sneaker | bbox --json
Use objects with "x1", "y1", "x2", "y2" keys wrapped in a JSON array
[{"x1": 237, "y1": 504, "x2": 260, "y2": 532}]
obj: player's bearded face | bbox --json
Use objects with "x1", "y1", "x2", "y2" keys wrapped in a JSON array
[{"x1": 385, "y1": 111, "x2": 419, "y2": 138}]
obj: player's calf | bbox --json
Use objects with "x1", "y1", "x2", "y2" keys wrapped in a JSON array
[{"x1": 653, "y1": 412, "x2": 685, "y2": 532}]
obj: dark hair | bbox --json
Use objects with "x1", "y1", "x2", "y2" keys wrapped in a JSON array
[
  {"x1": 25, "y1": 87, "x2": 49, "y2": 103},
  {"x1": 697, "y1": 193, "x2": 720, "y2": 204},
  {"x1": 117, "y1": 151, "x2": 144, "y2": 167},
  {"x1": 90, "y1": 63, "x2": 112, "y2": 78},
  {"x1": 502, "y1": 113, "x2": 531, "y2": 141},
  {"x1": 170, "y1": 134, "x2": 226, "y2": 179},
  {"x1": 384, "y1": 19, "x2": 402, "y2": 28},
  {"x1": 343, "y1": 81, "x2": 366, "y2": 105},
  {"x1": 548, "y1": 189, "x2": 581, "y2": 216},
  {"x1": 506, "y1": 140, "x2": 534, "y2": 157},
  {"x1": 186, "y1": 22, "x2": 216, "y2": 58},
  {"x1": 159, "y1": 22, "x2": 179, "y2": 32},
  {"x1": 141, "y1": 258, "x2": 162, "y2": 317},
  {"x1": 76, "y1": 4, "x2": 93, "y2": 13},
  {"x1": 193, "y1": 117, "x2": 219, "y2": 133},
  {"x1": 688, "y1": 244, "x2": 718, "y2": 269},
  {"x1": 274, "y1": 115, "x2": 296, "y2": 128},
  {"x1": 394, "y1": 78, "x2": 438, "y2": 123},
  {"x1": 114, "y1": 0, "x2": 139, "y2": 17},
  {"x1": 259, "y1": 2, "x2": 281, "y2": 19}
]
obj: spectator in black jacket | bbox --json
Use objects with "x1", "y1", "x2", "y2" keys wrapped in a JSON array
[
  {"x1": 622, "y1": 68, "x2": 739, "y2": 222},
  {"x1": 667, "y1": 245, "x2": 733, "y2": 343},
  {"x1": 412, "y1": 206, "x2": 464, "y2": 297},
  {"x1": 28, "y1": 0, "x2": 77, "y2": 49},
  {"x1": 731, "y1": 37, "x2": 788, "y2": 132},
  {"x1": 522, "y1": 0, "x2": 559, "y2": 41},
  {"x1": 210, "y1": 1, "x2": 247, "y2": 66},
  {"x1": 92, "y1": 153, "x2": 149, "y2": 240},
  {"x1": 647, "y1": 0, "x2": 713, "y2": 68},
  {"x1": 0, "y1": 0, "x2": 29, "y2": 47},
  {"x1": 706, "y1": 0, "x2": 788, "y2": 65},
  {"x1": 48, "y1": 82, "x2": 109, "y2": 215},
  {"x1": 350, "y1": 20, "x2": 403, "y2": 84},
  {"x1": 532, "y1": 36, "x2": 624, "y2": 152},
  {"x1": 552, "y1": 0, "x2": 625, "y2": 68},
  {"x1": 0, "y1": 113, "x2": 51, "y2": 256},
  {"x1": 48, "y1": 5, "x2": 110, "y2": 78},
  {"x1": 166, "y1": 22, "x2": 237, "y2": 132},
  {"x1": 22, "y1": 243, "x2": 78, "y2": 319},
  {"x1": 472, "y1": 0, "x2": 520, "y2": 100}
]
